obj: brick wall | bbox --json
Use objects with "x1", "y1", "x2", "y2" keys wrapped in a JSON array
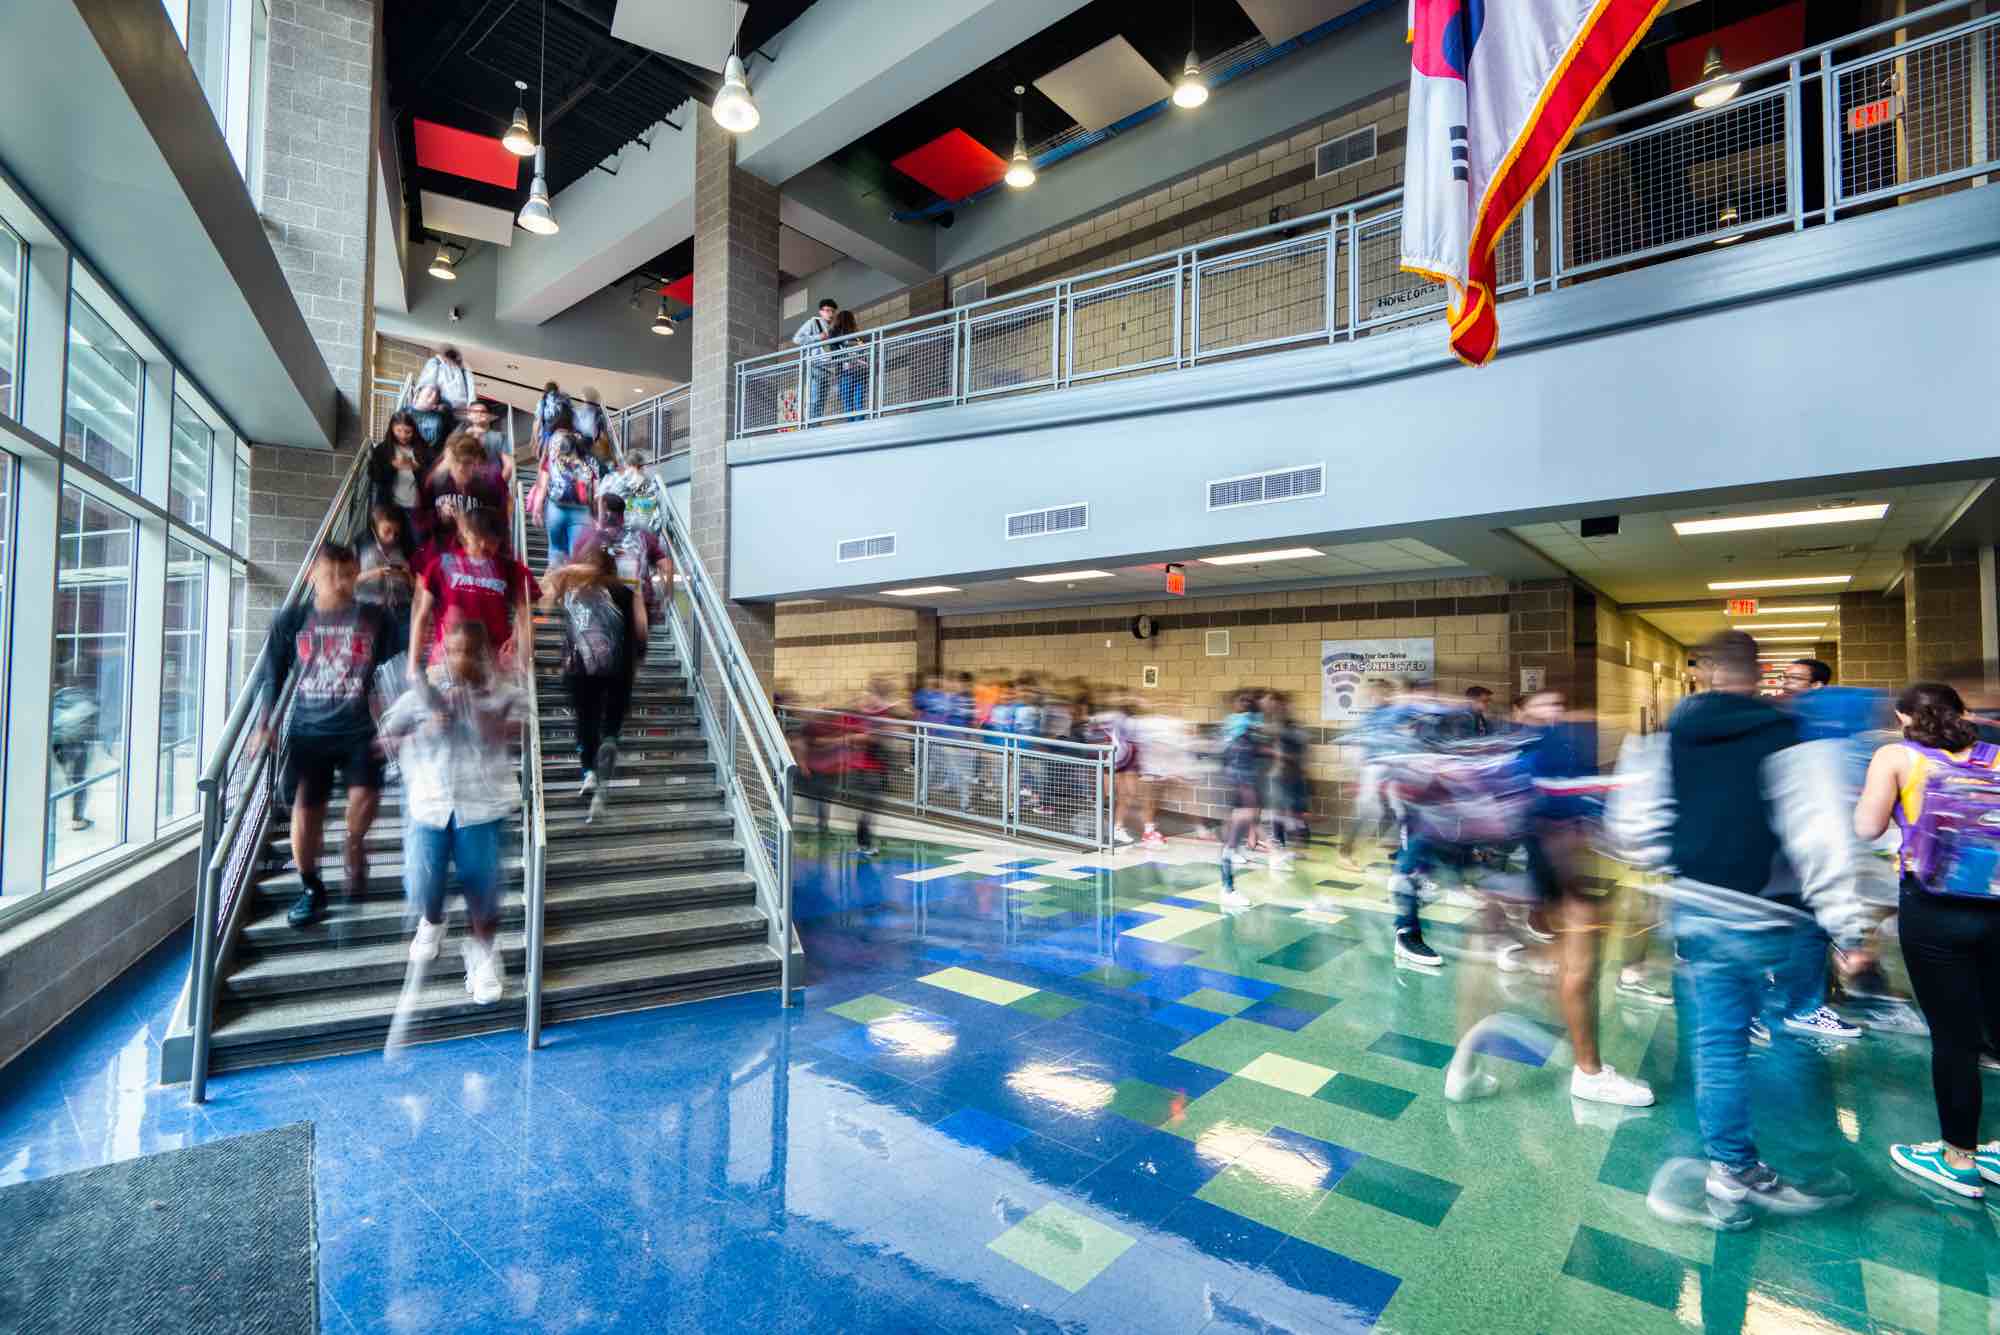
[
  {"x1": 376, "y1": 333, "x2": 428, "y2": 389},
  {"x1": 1838, "y1": 592, "x2": 1907, "y2": 689},
  {"x1": 1905, "y1": 547, "x2": 1983, "y2": 681},
  {"x1": 774, "y1": 605, "x2": 921, "y2": 703},
  {"x1": 1593, "y1": 600, "x2": 1690, "y2": 767}
]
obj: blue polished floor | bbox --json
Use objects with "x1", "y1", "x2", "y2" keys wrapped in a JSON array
[{"x1": 5, "y1": 830, "x2": 1996, "y2": 1332}]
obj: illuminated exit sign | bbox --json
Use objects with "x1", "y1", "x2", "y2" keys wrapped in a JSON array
[
  {"x1": 1165, "y1": 564, "x2": 1186, "y2": 596},
  {"x1": 1726, "y1": 598, "x2": 1759, "y2": 617},
  {"x1": 1847, "y1": 96, "x2": 1899, "y2": 134}
]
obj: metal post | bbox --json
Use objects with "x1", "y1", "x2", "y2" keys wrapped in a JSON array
[
  {"x1": 1786, "y1": 61, "x2": 1805, "y2": 230},
  {"x1": 1063, "y1": 286, "x2": 1075, "y2": 387},
  {"x1": 1822, "y1": 50, "x2": 1841, "y2": 222},
  {"x1": 1521, "y1": 194, "x2": 1537, "y2": 292},
  {"x1": 188, "y1": 857, "x2": 219, "y2": 1104},
  {"x1": 1323, "y1": 215, "x2": 1337, "y2": 340},
  {"x1": 1171, "y1": 253, "x2": 1185, "y2": 368},
  {"x1": 958, "y1": 311, "x2": 972, "y2": 404},
  {"x1": 1004, "y1": 743, "x2": 1019, "y2": 838},
  {"x1": 1050, "y1": 288, "x2": 1063, "y2": 388},
  {"x1": 779, "y1": 765, "x2": 796, "y2": 1007},
  {"x1": 1188, "y1": 251, "x2": 1202, "y2": 364},
  {"x1": 1548, "y1": 168, "x2": 1565, "y2": 288},
  {"x1": 1346, "y1": 210, "x2": 1362, "y2": 329},
  {"x1": 869, "y1": 333, "x2": 882, "y2": 420}
]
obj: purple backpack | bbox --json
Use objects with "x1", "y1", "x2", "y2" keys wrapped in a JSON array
[{"x1": 1899, "y1": 740, "x2": 2000, "y2": 899}]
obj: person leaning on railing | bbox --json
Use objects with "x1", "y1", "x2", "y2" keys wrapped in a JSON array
[{"x1": 791, "y1": 296, "x2": 839, "y2": 421}]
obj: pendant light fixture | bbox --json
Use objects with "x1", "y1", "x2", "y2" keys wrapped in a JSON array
[
  {"x1": 517, "y1": 1, "x2": 560, "y2": 235},
  {"x1": 712, "y1": 11, "x2": 760, "y2": 134},
  {"x1": 427, "y1": 243, "x2": 460, "y2": 280},
  {"x1": 502, "y1": 80, "x2": 535, "y2": 155},
  {"x1": 1172, "y1": 0, "x2": 1208, "y2": 109},
  {"x1": 651, "y1": 297, "x2": 677, "y2": 336},
  {"x1": 1691, "y1": 5, "x2": 1739, "y2": 109},
  {"x1": 1004, "y1": 85, "x2": 1036, "y2": 189}
]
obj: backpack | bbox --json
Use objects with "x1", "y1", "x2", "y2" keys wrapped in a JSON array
[
  {"x1": 571, "y1": 399, "x2": 605, "y2": 441},
  {"x1": 560, "y1": 586, "x2": 625, "y2": 677},
  {"x1": 547, "y1": 459, "x2": 591, "y2": 508},
  {"x1": 1379, "y1": 734, "x2": 1537, "y2": 848},
  {"x1": 536, "y1": 386, "x2": 573, "y2": 431},
  {"x1": 1899, "y1": 741, "x2": 2000, "y2": 900}
]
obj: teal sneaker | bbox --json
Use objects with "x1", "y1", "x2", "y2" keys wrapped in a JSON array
[
  {"x1": 1976, "y1": 1142, "x2": 2000, "y2": 1188},
  {"x1": 1891, "y1": 1142, "x2": 1984, "y2": 1198}
]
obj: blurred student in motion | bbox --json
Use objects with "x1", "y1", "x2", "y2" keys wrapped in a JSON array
[
  {"x1": 544, "y1": 543, "x2": 645, "y2": 823},
  {"x1": 1855, "y1": 682, "x2": 2000, "y2": 1198},
  {"x1": 844, "y1": 678, "x2": 895, "y2": 856},
  {"x1": 1337, "y1": 679, "x2": 1400, "y2": 870},
  {"x1": 424, "y1": 432, "x2": 510, "y2": 554},
  {"x1": 355, "y1": 504, "x2": 418, "y2": 646},
  {"x1": 581, "y1": 493, "x2": 673, "y2": 625},
  {"x1": 258, "y1": 542, "x2": 406, "y2": 928},
  {"x1": 369, "y1": 410, "x2": 433, "y2": 544},
  {"x1": 603, "y1": 450, "x2": 662, "y2": 535},
  {"x1": 378, "y1": 617, "x2": 524, "y2": 1005},
  {"x1": 1611, "y1": 630, "x2": 1873, "y2": 1228},
  {"x1": 538, "y1": 429, "x2": 599, "y2": 565},
  {"x1": 410, "y1": 508, "x2": 538, "y2": 680},
  {"x1": 1216, "y1": 690, "x2": 1266, "y2": 910},
  {"x1": 1263, "y1": 691, "x2": 1309, "y2": 869}
]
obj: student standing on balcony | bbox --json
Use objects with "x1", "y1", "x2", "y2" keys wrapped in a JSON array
[
  {"x1": 829, "y1": 309, "x2": 869, "y2": 419},
  {"x1": 791, "y1": 297, "x2": 839, "y2": 422}
]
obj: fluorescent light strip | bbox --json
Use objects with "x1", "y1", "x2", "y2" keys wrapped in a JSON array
[
  {"x1": 1719, "y1": 621, "x2": 1825, "y2": 630},
  {"x1": 1708, "y1": 576, "x2": 1853, "y2": 590},
  {"x1": 1728, "y1": 604, "x2": 1838, "y2": 615},
  {"x1": 1747, "y1": 635, "x2": 1822, "y2": 643},
  {"x1": 1015, "y1": 570, "x2": 1116, "y2": 584},
  {"x1": 880, "y1": 585, "x2": 960, "y2": 597},
  {"x1": 1200, "y1": 547, "x2": 1323, "y2": 567},
  {"x1": 1674, "y1": 503, "x2": 1887, "y2": 536}
]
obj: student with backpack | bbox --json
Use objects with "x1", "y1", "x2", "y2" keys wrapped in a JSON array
[
  {"x1": 544, "y1": 543, "x2": 644, "y2": 823},
  {"x1": 538, "y1": 430, "x2": 597, "y2": 565},
  {"x1": 1855, "y1": 681, "x2": 2000, "y2": 1198},
  {"x1": 1216, "y1": 690, "x2": 1267, "y2": 910}
]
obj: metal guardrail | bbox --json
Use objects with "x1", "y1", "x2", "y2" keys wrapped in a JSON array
[
  {"x1": 777, "y1": 706, "x2": 1116, "y2": 852},
  {"x1": 736, "y1": 2, "x2": 1998, "y2": 434},
  {"x1": 611, "y1": 386, "x2": 691, "y2": 461},
  {"x1": 601, "y1": 418, "x2": 800, "y2": 1003},
  {"x1": 512, "y1": 460, "x2": 549, "y2": 1049},
  {"x1": 186, "y1": 373, "x2": 412, "y2": 1103}
]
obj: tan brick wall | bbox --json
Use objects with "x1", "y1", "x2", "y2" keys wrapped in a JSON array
[
  {"x1": 1839, "y1": 592, "x2": 1907, "y2": 690},
  {"x1": 773, "y1": 604, "x2": 920, "y2": 704},
  {"x1": 1905, "y1": 547, "x2": 1984, "y2": 682},
  {"x1": 1593, "y1": 602, "x2": 1690, "y2": 768},
  {"x1": 375, "y1": 333, "x2": 429, "y2": 387}
]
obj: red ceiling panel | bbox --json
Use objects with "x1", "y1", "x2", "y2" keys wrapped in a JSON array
[
  {"x1": 412, "y1": 118, "x2": 522, "y2": 190},
  {"x1": 1665, "y1": 2, "x2": 1806, "y2": 90},
  {"x1": 891, "y1": 128, "x2": 1008, "y2": 203},
  {"x1": 661, "y1": 275, "x2": 694, "y2": 305}
]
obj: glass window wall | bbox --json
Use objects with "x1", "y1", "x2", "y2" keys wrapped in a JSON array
[
  {"x1": 159, "y1": 541, "x2": 206, "y2": 826},
  {"x1": 50, "y1": 488, "x2": 135, "y2": 873},
  {"x1": 63, "y1": 299, "x2": 143, "y2": 487},
  {"x1": 0, "y1": 218, "x2": 21, "y2": 421},
  {"x1": 169, "y1": 396, "x2": 213, "y2": 527}
]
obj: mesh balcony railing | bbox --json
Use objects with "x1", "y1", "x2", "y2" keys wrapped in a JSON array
[{"x1": 735, "y1": 2, "x2": 1997, "y2": 438}]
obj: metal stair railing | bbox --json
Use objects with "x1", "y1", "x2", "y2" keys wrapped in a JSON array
[
  {"x1": 510, "y1": 403, "x2": 551, "y2": 1046},
  {"x1": 186, "y1": 372, "x2": 414, "y2": 1101},
  {"x1": 597, "y1": 418, "x2": 800, "y2": 1004}
]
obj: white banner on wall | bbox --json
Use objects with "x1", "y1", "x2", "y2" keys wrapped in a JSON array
[{"x1": 1321, "y1": 638, "x2": 1436, "y2": 722}]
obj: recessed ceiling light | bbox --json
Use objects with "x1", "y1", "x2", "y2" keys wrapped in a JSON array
[
  {"x1": 1016, "y1": 570, "x2": 1115, "y2": 583},
  {"x1": 1747, "y1": 635, "x2": 1823, "y2": 643},
  {"x1": 1200, "y1": 547, "x2": 1323, "y2": 566},
  {"x1": 1729, "y1": 604, "x2": 1838, "y2": 615},
  {"x1": 1718, "y1": 621, "x2": 1825, "y2": 630},
  {"x1": 1708, "y1": 575, "x2": 1853, "y2": 590},
  {"x1": 1674, "y1": 503, "x2": 1888, "y2": 536},
  {"x1": 881, "y1": 585, "x2": 960, "y2": 597}
]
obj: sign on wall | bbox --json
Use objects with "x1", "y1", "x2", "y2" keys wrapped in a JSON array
[{"x1": 1321, "y1": 638, "x2": 1436, "y2": 722}]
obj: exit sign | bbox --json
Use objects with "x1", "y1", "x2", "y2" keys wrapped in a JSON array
[
  {"x1": 1847, "y1": 96, "x2": 1899, "y2": 134},
  {"x1": 1726, "y1": 598, "x2": 1759, "y2": 617},
  {"x1": 1165, "y1": 564, "x2": 1186, "y2": 596}
]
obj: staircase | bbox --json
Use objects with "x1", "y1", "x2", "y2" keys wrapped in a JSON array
[{"x1": 196, "y1": 492, "x2": 783, "y2": 1073}]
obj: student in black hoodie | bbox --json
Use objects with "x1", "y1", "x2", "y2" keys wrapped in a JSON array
[{"x1": 1613, "y1": 630, "x2": 1874, "y2": 1230}]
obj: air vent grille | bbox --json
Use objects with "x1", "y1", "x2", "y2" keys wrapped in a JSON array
[
  {"x1": 952, "y1": 277, "x2": 988, "y2": 307},
  {"x1": 1315, "y1": 126, "x2": 1378, "y2": 178},
  {"x1": 836, "y1": 533, "x2": 896, "y2": 562},
  {"x1": 1006, "y1": 503, "x2": 1089, "y2": 540},
  {"x1": 1207, "y1": 464, "x2": 1325, "y2": 511},
  {"x1": 1205, "y1": 630, "x2": 1231, "y2": 657}
]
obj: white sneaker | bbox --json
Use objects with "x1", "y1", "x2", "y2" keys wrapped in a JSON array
[
  {"x1": 1218, "y1": 888, "x2": 1252, "y2": 912},
  {"x1": 1497, "y1": 943, "x2": 1528, "y2": 974},
  {"x1": 1113, "y1": 827, "x2": 1135, "y2": 846},
  {"x1": 1617, "y1": 972, "x2": 1673, "y2": 1007},
  {"x1": 410, "y1": 916, "x2": 447, "y2": 963},
  {"x1": 463, "y1": 939, "x2": 503, "y2": 1004},
  {"x1": 1571, "y1": 1063, "x2": 1655, "y2": 1108},
  {"x1": 1267, "y1": 852, "x2": 1294, "y2": 872},
  {"x1": 1783, "y1": 1006, "x2": 1862, "y2": 1039},
  {"x1": 578, "y1": 771, "x2": 597, "y2": 798}
]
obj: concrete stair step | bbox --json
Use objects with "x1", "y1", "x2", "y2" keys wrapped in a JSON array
[
  {"x1": 254, "y1": 837, "x2": 745, "y2": 901},
  {"x1": 262, "y1": 807, "x2": 731, "y2": 856}
]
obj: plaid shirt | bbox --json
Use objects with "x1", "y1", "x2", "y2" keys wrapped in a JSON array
[{"x1": 378, "y1": 669, "x2": 525, "y2": 829}]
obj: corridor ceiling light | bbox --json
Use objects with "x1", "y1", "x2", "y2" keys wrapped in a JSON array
[
  {"x1": 1721, "y1": 622, "x2": 1826, "y2": 631},
  {"x1": 1005, "y1": 85, "x2": 1037, "y2": 189},
  {"x1": 427, "y1": 245, "x2": 459, "y2": 281},
  {"x1": 1201, "y1": 547, "x2": 1323, "y2": 566},
  {"x1": 1171, "y1": 0, "x2": 1207, "y2": 109},
  {"x1": 1692, "y1": 46, "x2": 1741, "y2": 109},
  {"x1": 1730, "y1": 604, "x2": 1838, "y2": 614},
  {"x1": 1708, "y1": 575, "x2": 1854, "y2": 590},
  {"x1": 516, "y1": 4, "x2": 558, "y2": 235},
  {"x1": 882, "y1": 585, "x2": 961, "y2": 596},
  {"x1": 502, "y1": 81, "x2": 536, "y2": 156},
  {"x1": 1749, "y1": 635, "x2": 1821, "y2": 643},
  {"x1": 1674, "y1": 503, "x2": 1888, "y2": 536},
  {"x1": 1016, "y1": 570, "x2": 1115, "y2": 583},
  {"x1": 651, "y1": 298, "x2": 676, "y2": 336},
  {"x1": 713, "y1": 53, "x2": 761, "y2": 134}
]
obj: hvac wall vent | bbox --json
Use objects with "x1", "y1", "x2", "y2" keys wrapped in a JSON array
[
  {"x1": 1205, "y1": 629, "x2": 1231, "y2": 657},
  {"x1": 1207, "y1": 463, "x2": 1325, "y2": 511},
  {"x1": 1315, "y1": 126, "x2": 1378, "y2": 179},
  {"x1": 952, "y1": 276, "x2": 988, "y2": 307},
  {"x1": 836, "y1": 533, "x2": 897, "y2": 562},
  {"x1": 1006, "y1": 503, "x2": 1089, "y2": 539}
]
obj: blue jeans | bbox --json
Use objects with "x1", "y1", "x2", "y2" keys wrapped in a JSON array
[
  {"x1": 1674, "y1": 907, "x2": 1839, "y2": 1174},
  {"x1": 1778, "y1": 923, "x2": 1832, "y2": 1018},
  {"x1": 405, "y1": 815, "x2": 503, "y2": 931},
  {"x1": 838, "y1": 368, "x2": 868, "y2": 417},
  {"x1": 1393, "y1": 833, "x2": 1435, "y2": 931},
  {"x1": 545, "y1": 502, "x2": 590, "y2": 560},
  {"x1": 806, "y1": 365, "x2": 834, "y2": 421}
]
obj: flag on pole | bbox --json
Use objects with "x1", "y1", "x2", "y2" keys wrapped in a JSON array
[{"x1": 1400, "y1": 0, "x2": 1665, "y2": 366}]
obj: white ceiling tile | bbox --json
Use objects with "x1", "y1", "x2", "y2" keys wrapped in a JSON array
[
  {"x1": 1234, "y1": 0, "x2": 1375, "y2": 47},
  {"x1": 611, "y1": 0, "x2": 746, "y2": 72},
  {"x1": 420, "y1": 191, "x2": 515, "y2": 247},
  {"x1": 1033, "y1": 35, "x2": 1173, "y2": 133}
]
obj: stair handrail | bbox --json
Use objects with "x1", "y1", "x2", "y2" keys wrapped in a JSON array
[
  {"x1": 187, "y1": 371, "x2": 414, "y2": 1101},
  {"x1": 513, "y1": 407, "x2": 551, "y2": 1048},
  {"x1": 603, "y1": 414, "x2": 799, "y2": 1004}
]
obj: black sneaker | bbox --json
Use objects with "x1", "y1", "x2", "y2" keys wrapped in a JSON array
[
  {"x1": 287, "y1": 877, "x2": 329, "y2": 929},
  {"x1": 1395, "y1": 929, "x2": 1443, "y2": 970},
  {"x1": 589, "y1": 741, "x2": 617, "y2": 824}
]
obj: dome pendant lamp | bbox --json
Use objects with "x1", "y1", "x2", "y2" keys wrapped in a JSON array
[
  {"x1": 517, "y1": 0, "x2": 560, "y2": 235},
  {"x1": 652, "y1": 298, "x2": 677, "y2": 336},
  {"x1": 713, "y1": 52, "x2": 761, "y2": 133},
  {"x1": 1004, "y1": 85, "x2": 1036, "y2": 189},
  {"x1": 1172, "y1": 1, "x2": 1207, "y2": 109},
  {"x1": 502, "y1": 80, "x2": 535, "y2": 155}
]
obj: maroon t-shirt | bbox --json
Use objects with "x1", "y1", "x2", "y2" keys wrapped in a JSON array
[
  {"x1": 419, "y1": 549, "x2": 539, "y2": 664},
  {"x1": 424, "y1": 465, "x2": 509, "y2": 550}
]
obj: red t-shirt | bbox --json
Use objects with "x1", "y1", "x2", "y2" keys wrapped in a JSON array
[{"x1": 420, "y1": 549, "x2": 539, "y2": 662}]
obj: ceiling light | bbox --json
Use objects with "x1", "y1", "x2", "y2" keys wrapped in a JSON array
[
  {"x1": 713, "y1": 53, "x2": 760, "y2": 134},
  {"x1": 1016, "y1": 571, "x2": 1116, "y2": 583},
  {"x1": 1201, "y1": 547, "x2": 1323, "y2": 566},
  {"x1": 1172, "y1": 53, "x2": 1209, "y2": 109},
  {"x1": 1692, "y1": 45, "x2": 1741, "y2": 109},
  {"x1": 1674, "y1": 503, "x2": 1888, "y2": 537},
  {"x1": 427, "y1": 245, "x2": 458, "y2": 281},
  {"x1": 1729, "y1": 604, "x2": 1838, "y2": 615},
  {"x1": 1719, "y1": 622, "x2": 1825, "y2": 631},
  {"x1": 1748, "y1": 635, "x2": 1822, "y2": 643},
  {"x1": 651, "y1": 298, "x2": 675, "y2": 336},
  {"x1": 882, "y1": 585, "x2": 961, "y2": 597},
  {"x1": 502, "y1": 80, "x2": 535, "y2": 156},
  {"x1": 1005, "y1": 85, "x2": 1036, "y2": 189},
  {"x1": 1708, "y1": 575, "x2": 1854, "y2": 590},
  {"x1": 518, "y1": 147, "x2": 559, "y2": 235}
]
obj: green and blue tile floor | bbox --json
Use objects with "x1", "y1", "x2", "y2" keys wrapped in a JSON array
[{"x1": 6, "y1": 828, "x2": 1998, "y2": 1332}]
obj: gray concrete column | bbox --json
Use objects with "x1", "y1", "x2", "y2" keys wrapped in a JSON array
[
  {"x1": 690, "y1": 112, "x2": 781, "y2": 687},
  {"x1": 241, "y1": 0, "x2": 380, "y2": 657}
]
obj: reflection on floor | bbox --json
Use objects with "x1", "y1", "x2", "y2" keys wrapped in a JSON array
[{"x1": 5, "y1": 828, "x2": 1996, "y2": 1332}]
